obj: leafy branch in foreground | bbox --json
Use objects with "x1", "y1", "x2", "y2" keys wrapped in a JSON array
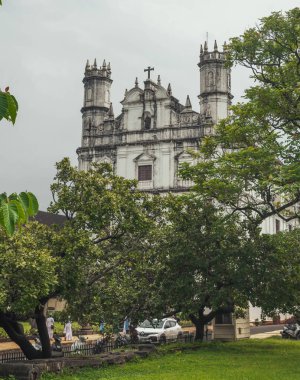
[
  {"x1": 0, "y1": 87, "x2": 18, "y2": 125},
  {"x1": 0, "y1": 192, "x2": 38, "y2": 236}
]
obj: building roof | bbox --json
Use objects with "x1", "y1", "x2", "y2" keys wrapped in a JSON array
[{"x1": 33, "y1": 211, "x2": 66, "y2": 226}]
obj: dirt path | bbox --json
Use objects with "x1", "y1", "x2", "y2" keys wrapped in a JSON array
[{"x1": 0, "y1": 334, "x2": 102, "y2": 352}]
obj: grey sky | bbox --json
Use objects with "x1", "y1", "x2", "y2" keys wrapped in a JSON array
[{"x1": 0, "y1": 0, "x2": 298, "y2": 210}]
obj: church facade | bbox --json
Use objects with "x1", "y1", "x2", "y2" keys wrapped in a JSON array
[
  {"x1": 76, "y1": 41, "x2": 232, "y2": 192},
  {"x1": 76, "y1": 41, "x2": 298, "y2": 329}
]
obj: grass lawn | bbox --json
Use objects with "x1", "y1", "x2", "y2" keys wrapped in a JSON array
[{"x1": 42, "y1": 338, "x2": 300, "y2": 380}]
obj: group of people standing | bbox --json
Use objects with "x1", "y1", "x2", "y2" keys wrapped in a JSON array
[{"x1": 46, "y1": 316, "x2": 73, "y2": 341}]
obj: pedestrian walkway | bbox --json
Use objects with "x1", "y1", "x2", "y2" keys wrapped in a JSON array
[
  {"x1": 0, "y1": 329, "x2": 282, "y2": 352},
  {"x1": 0, "y1": 334, "x2": 102, "y2": 352},
  {"x1": 250, "y1": 330, "x2": 281, "y2": 339}
]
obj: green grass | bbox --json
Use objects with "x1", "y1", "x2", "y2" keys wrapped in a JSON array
[{"x1": 42, "y1": 337, "x2": 300, "y2": 380}]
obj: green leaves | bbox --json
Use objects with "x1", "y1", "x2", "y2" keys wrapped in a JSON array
[
  {"x1": 0, "y1": 192, "x2": 39, "y2": 236},
  {"x1": 0, "y1": 89, "x2": 18, "y2": 125},
  {"x1": 181, "y1": 8, "x2": 300, "y2": 224}
]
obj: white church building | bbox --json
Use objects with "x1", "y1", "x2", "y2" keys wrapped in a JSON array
[
  {"x1": 76, "y1": 41, "x2": 293, "y2": 329},
  {"x1": 77, "y1": 40, "x2": 232, "y2": 193}
]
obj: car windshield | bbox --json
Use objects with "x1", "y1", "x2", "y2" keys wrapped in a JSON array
[{"x1": 139, "y1": 319, "x2": 164, "y2": 329}]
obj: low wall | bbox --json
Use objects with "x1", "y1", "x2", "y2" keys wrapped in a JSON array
[{"x1": 0, "y1": 345, "x2": 156, "y2": 380}]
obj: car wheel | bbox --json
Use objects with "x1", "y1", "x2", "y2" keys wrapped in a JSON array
[{"x1": 159, "y1": 334, "x2": 166, "y2": 344}]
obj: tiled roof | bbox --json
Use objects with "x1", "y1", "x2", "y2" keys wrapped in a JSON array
[{"x1": 33, "y1": 211, "x2": 66, "y2": 226}]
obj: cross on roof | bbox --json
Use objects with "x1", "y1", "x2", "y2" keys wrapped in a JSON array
[{"x1": 144, "y1": 66, "x2": 154, "y2": 79}]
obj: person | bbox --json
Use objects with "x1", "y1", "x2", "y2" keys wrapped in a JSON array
[
  {"x1": 64, "y1": 320, "x2": 73, "y2": 341},
  {"x1": 123, "y1": 318, "x2": 130, "y2": 335},
  {"x1": 99, "y1": 320, "x2": 105, "y2": 335},
  {"x1": 46, "y1": 315, "x2": 55, "y2": 340},
  {"x1": 52, "y1": 334, "x2": 62, "y2": 351},
  {"x1": 33, "y1": 335, "x2": 42, "y2": 351}
]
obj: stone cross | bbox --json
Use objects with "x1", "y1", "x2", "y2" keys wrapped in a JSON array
[{"x1": 144, "y1": 66, "x2": 154, "y2": 79}]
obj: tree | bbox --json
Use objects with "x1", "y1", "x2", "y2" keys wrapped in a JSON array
[
  {"x1": 48, "y1": 158, "x2": 164, "y2": 327},
  {"x1": 155, "y1": 195, "x2": 257, "y2": 340},
  {"x1": 249, "y1": 229, "x2": 300, "y2": 317},
  {"x1": 0, "y1": 222, "x2": 57, "y2": 359},
  {"x1": 0, "y1": 158, "x2": 162, "y2": 358},
  {"x1": 155, "y1": 194, "x2": 300, "y2": 341},
  {"x1": 181, "y1": 8, "x2": 300, "y2": 225}
]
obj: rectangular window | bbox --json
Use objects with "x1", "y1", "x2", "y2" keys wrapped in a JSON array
[
  {"x1": 275, "y1": 219, "x2": 280, "y2": 233},
  {"x1": 215, "y1": 313, "x2": 232, "y2": 325},
  {"x1": 138, "y1": 165, "x2": 152, "y2": 181}
]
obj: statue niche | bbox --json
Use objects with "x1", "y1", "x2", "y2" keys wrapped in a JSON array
[
  {"x1": 144, "y1": 115, "x2": 151, "y2": 130},
  {"x1": 207, "y1": 71, "x2": 214, "y2": 87}
]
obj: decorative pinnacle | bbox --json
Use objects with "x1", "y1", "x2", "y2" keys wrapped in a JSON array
[
  {"x1": 102, "y1": 59, "x2": 106, "y2": 68},
  {"x1": 185, "y1": 95, "x2": 192, "y2": 109},
  {"x1": 93, "y1": 58, "x2": 97, "y2": 69},
  {"x1": 85, "y1": 59, "x2": 90, "y2": 71},
  {"x1": 124, "y1": 88, "x2": 128, "y2": 97},
  {"x1": 200, "y1": 44, "x2": 203, "y2": 55},
  {"x1": 157, "y1": 75, "x2": 161, "y2": 85},
  {"x1": 135, "y1": 77, "x2": 139, "y2": 87},
  {"x1": 167, "y1": 83, "x2": 172, "y2": 96},
  {"x1": 204, "y1": 41, "x2": 208, "y2": 52},
  {"x1": 107, "y1": 62, "x2": 111, "y2": 71},
  {"x1": 108, "y1": 102, "x2": 114, "y2": 118},
  {"x1": 223, "y1": 41, "x2": 227, "y2": 51},
  {"x1": 214, "y1": 40, "x2": 218, "y2": 52}
]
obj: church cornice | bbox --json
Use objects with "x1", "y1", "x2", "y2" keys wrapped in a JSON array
[
  {"x1": 81, "y1": 105, "x2": 110, "y2": 113},
  {"x1": 83, "y1": 75, "x2": 113, "y2": 84}
]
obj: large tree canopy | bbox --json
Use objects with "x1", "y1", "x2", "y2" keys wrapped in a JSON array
[
  {"x1": 0, "y1": 158, "x2": 163, "y2": 358},
  {"x1": 0, "y1": 222, "x2": 56, "y2": 359},
  {"x1": 181, "y1": 8, "x2": 300, "y2": 225},
  {"x1": 155, "y1": 194, "x2": 300, "y2": 340}
]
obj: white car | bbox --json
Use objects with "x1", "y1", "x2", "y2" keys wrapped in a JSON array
[{"x1": 136, "y1": 318, "x2": 182, "y2": 343}]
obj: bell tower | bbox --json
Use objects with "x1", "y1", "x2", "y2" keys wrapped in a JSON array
[
  {"x1": 198, "y1": 40, "x2": 233, "y2": 124},
  {"x1": 81, "y1": 59, "x2": 112, "y2": 136}
]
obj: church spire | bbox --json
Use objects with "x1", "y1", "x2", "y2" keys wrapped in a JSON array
[
  {"x1": 214, "y1": 40, "x2": 218, "y2": 52},
  {"x1": 185, "y1": 95, "x2": 192, "y2": 109},
  {"x1": 204, "y1": 41, "x2": 208, "y2": 52},
  {"x1": 200, "y1": 44, "x2": 203, "y2": 56}
]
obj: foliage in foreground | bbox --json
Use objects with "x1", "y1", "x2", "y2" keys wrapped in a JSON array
[{"x1": 42, "y1": 338, "x2": 300, "y2": 380}]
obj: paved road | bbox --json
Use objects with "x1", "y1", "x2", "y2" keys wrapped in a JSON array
[{"x1": 250, "y1": 324, "x2": 282, "y2": 335}]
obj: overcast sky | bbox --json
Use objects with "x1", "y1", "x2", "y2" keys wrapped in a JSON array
[{"x1": 0, "y1": 0, "x2": 298, "y2": 210}]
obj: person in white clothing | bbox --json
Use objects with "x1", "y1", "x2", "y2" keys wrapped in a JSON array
[
  {"x1": 46, "y1": 316, "x2": 54, "y2": 340},
  {"x1": 64, "y1": 320, "x2": 73, "y2": 341}
]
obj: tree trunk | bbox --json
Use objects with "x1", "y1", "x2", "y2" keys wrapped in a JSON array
[
  {"x1": 35, "y1": 304, "x2": 52, "y2": 358},
  {"x1": 189, "y1": 313, "x2": 206, "y2": 342},
  {"x1": 0, "y1": 313, "x2": 43, "y2": 360},
  {"x1": 0, "y1": 305, "x2": 52, "y2": 360},
  {"x1": 194, "y1": 320, "x2": 205, "y2": 341}
]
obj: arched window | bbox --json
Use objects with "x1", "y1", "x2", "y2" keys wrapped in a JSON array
[{"x1": 144, "y1": 116, "x2": 151, "y2": 130}]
